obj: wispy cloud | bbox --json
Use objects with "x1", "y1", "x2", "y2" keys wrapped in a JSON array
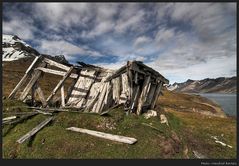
[{"x1": 2, "y1": 2, "x2": 236, "y2": 83}]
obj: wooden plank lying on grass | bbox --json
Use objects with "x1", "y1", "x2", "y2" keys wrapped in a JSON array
[
  {"x1": 34, "y1": 109, "x2": 53, "y2": 115},
  {"x1": 17, "y1": 117, "x2": 54, "y2": 144},
  {"x1": 3, "y1": 116, "x2": 17, "y2": 121},
  {"x1": 3, "y1": 113, "x2": 38, "y2": 125},
  {"x1": 66, "y1": 127, "x2": 137, "y2": 144}
]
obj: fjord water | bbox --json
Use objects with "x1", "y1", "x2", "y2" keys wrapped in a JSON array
[{"x1": 199, "y1": 93, "x2": 237, "y2": 116}]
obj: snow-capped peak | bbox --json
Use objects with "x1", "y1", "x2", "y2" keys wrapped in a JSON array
[
  {"x1": 2, "y1": 34, "x2": 39, "y2": 61},
  {"x1": 2, "y1": 34, "x2": 30, "y2": 47}
]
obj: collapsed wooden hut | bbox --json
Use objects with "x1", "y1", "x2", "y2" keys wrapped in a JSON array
[{"x1": 8, "y1": 55, "x2": 169, "y2": 115}]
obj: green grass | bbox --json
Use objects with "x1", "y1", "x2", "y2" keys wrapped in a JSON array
[{"x1": 2, "y1": 93, "x2": 236, "y2": 159}]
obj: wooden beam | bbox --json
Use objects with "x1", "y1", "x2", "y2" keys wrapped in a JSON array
[
  {"x1": 136, "y1": 75, "x2": 151, "y2": 115},
  {"x1": 104, "y1": 65, "x2": 127, "y2": 82},
  {"x1": 19, "y1": 62, "x2": 47, "y2": 101},
  {"x1": 150, "y1": 81, "x2": 163, "y2": 109},
  {"x1": 65, "y1": 70, "x2": 81, "y2": 103},
  {"x1": 36, "y1": 67, "x2": 78, "y2": 79},
  {"x1": 31, "y1": 82, "x2": 37, "y2": 106},
  {"x1": 46, "y1": 66, "x2": 74, "y2": 103},
  {"x1": 61, "y1": 85, "x2": 65, "y2": 107},
  {"x1": 43, "y1": 58, "x2": 71, "y2": 71},
  {"x1": 3, "y1": 116, "x2": 17, "y2": 121},
  {"x1": 8, "y1": 56, "x2": 41, "y2": 99},
  {"x1": 17, "y1": 117, "x2": 53, "y2": 144},
  {"x1": 129, "y1": 85, "x2": 140, "y2": 113},
  {"x1": 66, "y1": 127, "x2": 137, "y2": 144},
  {"x1": 35, "y1": 84, "x2": 47, "y2": 107}
]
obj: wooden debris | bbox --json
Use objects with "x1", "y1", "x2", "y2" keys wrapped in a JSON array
[
  {"x1": 192, "y1": 150, "x2": 207, "y2": 159},
  {"x1": 66, "y1": 127, "x2": 137, "y2": 144},
  {"x1": 17, "y1": 117, "x2": 54, "y2": 144},
  {"x1": 3, "y1": 116, "x2": 17, "y2": 121},
  {"x1": 46, "y1": 66, "x2": 74, "y2": 103},
  {"x1": 9, "y1": 57, "x2": 169, "y2": 115},
  {"x1": 3, "y1": 113, "x2": 38, "y2": 125},
  {"x1": 34, "y1": 109, "x2": 53, "y2": 115},
  {"x1": 36, "y1": 67, "x2": 78, "y2": 79},
  {"x1": 8, "y1": 56, "x2": 41, "y2": 99}
]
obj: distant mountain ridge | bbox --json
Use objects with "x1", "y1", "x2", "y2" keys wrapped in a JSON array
[
  {"x1": 2, "y1": 34, "x2": 68, "y2": 64},
  {"x1": 2, "y1": 34, "x2": 39, "y2": 61},
  {"x1": 167, "y1": 77, "x2": 236, "y2": 94}
]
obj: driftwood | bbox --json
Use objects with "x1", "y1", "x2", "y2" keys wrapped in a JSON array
[
  {"x1": 66, "y1": 127, "x2": 137, "y2": 144},
  {"x1": 17, "y1": 117, "x2": 54, "y2": 144}
]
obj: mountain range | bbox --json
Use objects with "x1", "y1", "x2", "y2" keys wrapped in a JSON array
[
  {"x1": 2, "y1": 34, "x2": 68, "y2": 64},
  {"x1": 167, "y1": 77, "x2": 236, "y2": 94}
]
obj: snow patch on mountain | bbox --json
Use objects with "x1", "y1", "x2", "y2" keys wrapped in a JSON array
[{"x1": 2, "y1": 34, "x2": 38, "y2": 61}]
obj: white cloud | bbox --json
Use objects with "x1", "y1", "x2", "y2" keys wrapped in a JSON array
[
  {"x1": 134, "y1": 36, "x2": 152, "y2": 47},
  {"x1": 3, "y1": 19, "x2": 35, "y2": 40},
  {"x1": 36, "y1": 39, "x2": 103, "y2": 60}
]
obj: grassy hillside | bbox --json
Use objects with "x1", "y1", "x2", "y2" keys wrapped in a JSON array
[{"x1": 2, "y1": 59, "x2": 237, "y2": 159}]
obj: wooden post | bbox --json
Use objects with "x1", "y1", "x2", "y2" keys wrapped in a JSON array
[
  {"x1": 31, "y1": 82, "x2": 37, "y2": 106},
  {"x1": 19, "y1": 62, "x2": 47, "y2": 101},
  {"x1": 46, "y1": 66, "x2": 74, "y2": 103},
  {"x1": 35, "y1": 84, "x2": 47, "y2": 107},
  {"x1": 150, "y1": 81, "x2": 163, "y2": 109},
  {"x1": 136, "y1": 75, "x2": 151, "y2": 115},
  {"x1": 129, "y1": 85, "x2": 140, "y2": 113},
  {"x1": 8, "y1": 56, "x2": 41, "y2": 99},
  {"x1": 61, "y1": 85, "x2": 65, "y2": 107}
]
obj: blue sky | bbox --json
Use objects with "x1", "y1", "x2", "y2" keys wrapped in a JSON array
[{"x1": 2, "y1": 3, "x2": 237, "y2": 83}]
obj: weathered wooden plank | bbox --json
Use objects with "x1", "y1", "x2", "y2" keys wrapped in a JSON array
[
  {"x1": 19, "y1": 62, "x2": 47, "y2": 101},
  {"x1": 26, "y1": 56, "x2": 41, "y2": 74},
  {"x1": 36, "y1": 67, "x2": 78, "y2": 79},
  {"x1": 150, "y1": 81, "x2": 163, "y2": 109},
  {"x1": 3, "y1": 116, "x2": 17, "y2": 121},
  {"x1": 146, "y1": 84, "x2": 157, "y2": 105},
  {"x1": 46, "y1": 66, "x2": 74, "y2": 103},
  {"x1": 35, "y1": 84, "x2": 47, "y2": 107},
  {"x1": 31, "y1": 82, "x2": 37, "y2": 105},
  {"x1": 129, "y1": 85, "x2": 140, "y2": 113},
  {"x1": 135, "y1": 61, "x2": 169, "y2": 84},
  {"x1": 104, "y1": 65, "x2": 127, "y2": 82},
  {"x1": 66, "y1": 127, "x2": 137, "y2": 144},
  {"x1": 8, "y1": 56, "x2": 41, "y2": 99},
  {"x1": 43, "y1": 58, "x2": 70, "y2": 71},
  {"x1": 17, "y1": 117, "x2": 53, "y2": 144},
  {"x1": 65, "y1": 70, "x2": 82, "y2": 104},
  {"x1": 34, "y1": 109, "x2": 53, "y2": 115},
  {"x1": 136, "y1": 75, "x2": 151, "y2": 115},
  {"x1": 119, "y1": 73, "x2": 130, "y2": 104},
  {"x1": 61, "y1": 85, "x2": 65, "y2": 107}
]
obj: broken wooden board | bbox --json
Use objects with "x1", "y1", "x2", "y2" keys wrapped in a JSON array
[
  {"x1": 36, "y1": 67, "x2": 78, "y2": 79},
  {"x1": 3, "y1": 116, "x2": 17, "y2": 121},
  {"x1": 17, "y1": 117, "x2": 53, "y2": 144},
  {"x1": 46, "y1": 66, "x2": 74, "y2": 103},
  {"x1": 66, "y1": 127, "x2": 137, "y2": 144},
  {"x1": 8, "y1": 56, "x2": 41, "y2": 99}
]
